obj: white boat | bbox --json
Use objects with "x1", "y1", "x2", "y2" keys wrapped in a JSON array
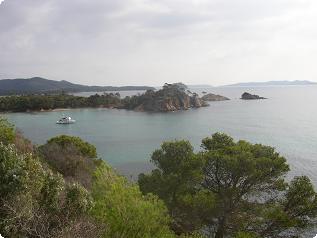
[{"x1": 56, "y1": 116, "x2": 76, "y2": 124}]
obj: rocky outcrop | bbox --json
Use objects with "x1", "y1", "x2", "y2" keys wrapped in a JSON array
[
  {"x1": 201, "y1": 93, "x2": 230, "y2": 101},
  {"x1": 123, "y1": 83, "x2": 208, "y2": 112},
  {"x1": 241, "y1": 92, "x2": 267, "y2": 100}
]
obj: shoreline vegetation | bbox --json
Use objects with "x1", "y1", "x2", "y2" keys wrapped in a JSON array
[
  {"x1": 1, "y1": 117, "x2": 317, "y2": 238},
  {"x1": 0, "y1": 83, "x2": 231, "y2": 113}
]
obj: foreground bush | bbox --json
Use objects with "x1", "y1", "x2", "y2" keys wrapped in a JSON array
[
  {"x1": 0, "y1": 117, "x2": 176, "y2": 237},
  {"x1": 46, "y1": 135, "x2": 97, "y2": 158},
  {"x1": 91, "y1": 163, "x2": 175, "y2": 238},
  {"x1": 0, "y1": 142, "x2": 99, "y2": 238},
  {"x1": 39, "y1": 135, "x2": 101, "y2": 189},
  {"x1": 0, "y1": 118, "x2": 15, "y2": 144}
]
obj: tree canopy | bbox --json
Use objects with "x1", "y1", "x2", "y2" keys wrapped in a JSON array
[
  {"x1": 0, "y1": 93, "x2": 122, "y2": 112},
  {"x1": 139, "y1": 133, "x2": 317, "y2": 238}
]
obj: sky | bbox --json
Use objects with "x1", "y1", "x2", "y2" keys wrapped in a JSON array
[{"x1": 1, "y1": 0, "x2": 317, "y2": 86}]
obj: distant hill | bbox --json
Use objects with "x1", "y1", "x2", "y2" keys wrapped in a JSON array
[
  {"x1": 223, "y1": 80, "x2": 317, "y2": 87},
  {"x1": 0, "y1": 77, "x2": 155, "y2": 95},
  {"x1": 188, "y1": 84, "x2": 214, "y2": 88}
]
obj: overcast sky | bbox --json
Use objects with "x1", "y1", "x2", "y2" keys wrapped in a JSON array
[{"x1": 1, "y1": 0, "x2": 317, "y2": 86}]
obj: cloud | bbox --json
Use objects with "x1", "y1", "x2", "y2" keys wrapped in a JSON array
[{"x1": 1, "y1": 0, "x2": 317, "y2": 85}]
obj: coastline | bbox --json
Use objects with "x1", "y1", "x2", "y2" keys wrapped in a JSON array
[
  {"x1": 42, "y1": 108, "x2": 72, "y2": 112},
  {"x1": 0, "y1": 105, "x2": 121, "y2": 114}
]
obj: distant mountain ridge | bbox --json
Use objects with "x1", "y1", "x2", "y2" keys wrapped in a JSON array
[
  {"x1": 188, "y1": 84, "x2": 214, "y2": 88},
  {"x1": 0, "y1": 77, "x2": 155, "y2": 95},
  {"x1": 223, "y1": 80, "x2": 317, "y2": 87}
]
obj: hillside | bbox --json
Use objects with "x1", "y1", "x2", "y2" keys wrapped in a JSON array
[
  {"x1": 0, "y1": 77, "x2": 154, "y2": 95},
  {"x1": 223, "y1": 80, "x2": 317, "y2": 87}
]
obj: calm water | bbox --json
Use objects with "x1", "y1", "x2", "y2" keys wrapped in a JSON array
[{"x1": 3, "y1": 86, "x2": 317, "y2": 184}]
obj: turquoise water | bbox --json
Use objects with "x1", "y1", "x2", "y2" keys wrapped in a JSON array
[{"x1": 3, "y1": 86, "x2": 317, "y2": 184}]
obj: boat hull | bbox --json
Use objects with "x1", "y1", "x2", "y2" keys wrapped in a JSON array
[{"x1": 56, "y1": 120, "x2": 76, "y2": 124}]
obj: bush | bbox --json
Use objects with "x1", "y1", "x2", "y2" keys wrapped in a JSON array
[
  {"x1": 1, "y1": 126, "x2": 177, "y2": 237},
  {"x1": 0, "y1": 117, "x2": 15, "y2": 145},
  {"x1": 0, "y1": 143, "x2": 99, "y2": 237},
  {"x1": 64, "y1": 182, "x2": 93, "y2": 217},
  {"x1": 46, "y1": 135, "x2": 97, "y2": 158},
  {"x1": 0, "y1": 143, "x2": 25, "y2": 199},
  {"x1": 40, "y1": 139, "x2": 100, "y2": 189},
  {"x1": 91, "y1": 162, "x2": 175, "y2": 238}
]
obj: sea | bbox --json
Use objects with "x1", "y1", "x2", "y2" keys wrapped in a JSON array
[{"x1": 2, "y1": 86, "x2": 317, "y2": 185}]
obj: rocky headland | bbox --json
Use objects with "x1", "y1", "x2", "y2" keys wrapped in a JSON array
[
  {"x1": 241, "y1": 92, "x2": 267, "y2": 100},
  {"x1": 122, "y1": 83, "x2": 209, "y2": 112}
]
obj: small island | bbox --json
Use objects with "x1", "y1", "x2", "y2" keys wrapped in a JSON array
[
  {"x1": 201, "y1": 93, "x2": 230, "y2": 101},
  {"x1": 241, "y1": 92, "x2": 267, "y2": 100},
  {"x1": 122, "y1": 83, "x2": 208, "y2": 112}
]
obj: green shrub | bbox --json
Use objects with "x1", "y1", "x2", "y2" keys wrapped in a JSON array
[
  {"x1": 91, "y1": 162, "x2": 175, "y2": 238},
  {"x1": 0, "y1": 142, "x2": 98, "y2": 237},
  {"x1": 40, "y1": 135, "x2": 98, "y2": 189},
  {"x1": 65, "y1": 182, "x2": 93, "y2": 217},
  {"x1": 0, "y1": 143, "x2": 25, "y2": 198},
  {"x1": 0, "y1": 117, "x2": 15, "y2": 145},
  {"x1": 46, "y1": 135, "x2": 97, "y2": 158}
]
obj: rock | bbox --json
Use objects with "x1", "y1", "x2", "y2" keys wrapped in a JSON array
[
  {"x1": 201, "y1": 93, "x2": 230, "y2": 101},
  {"x1": 241, "y1": 92, "x2": 267, "y2": 100}
]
